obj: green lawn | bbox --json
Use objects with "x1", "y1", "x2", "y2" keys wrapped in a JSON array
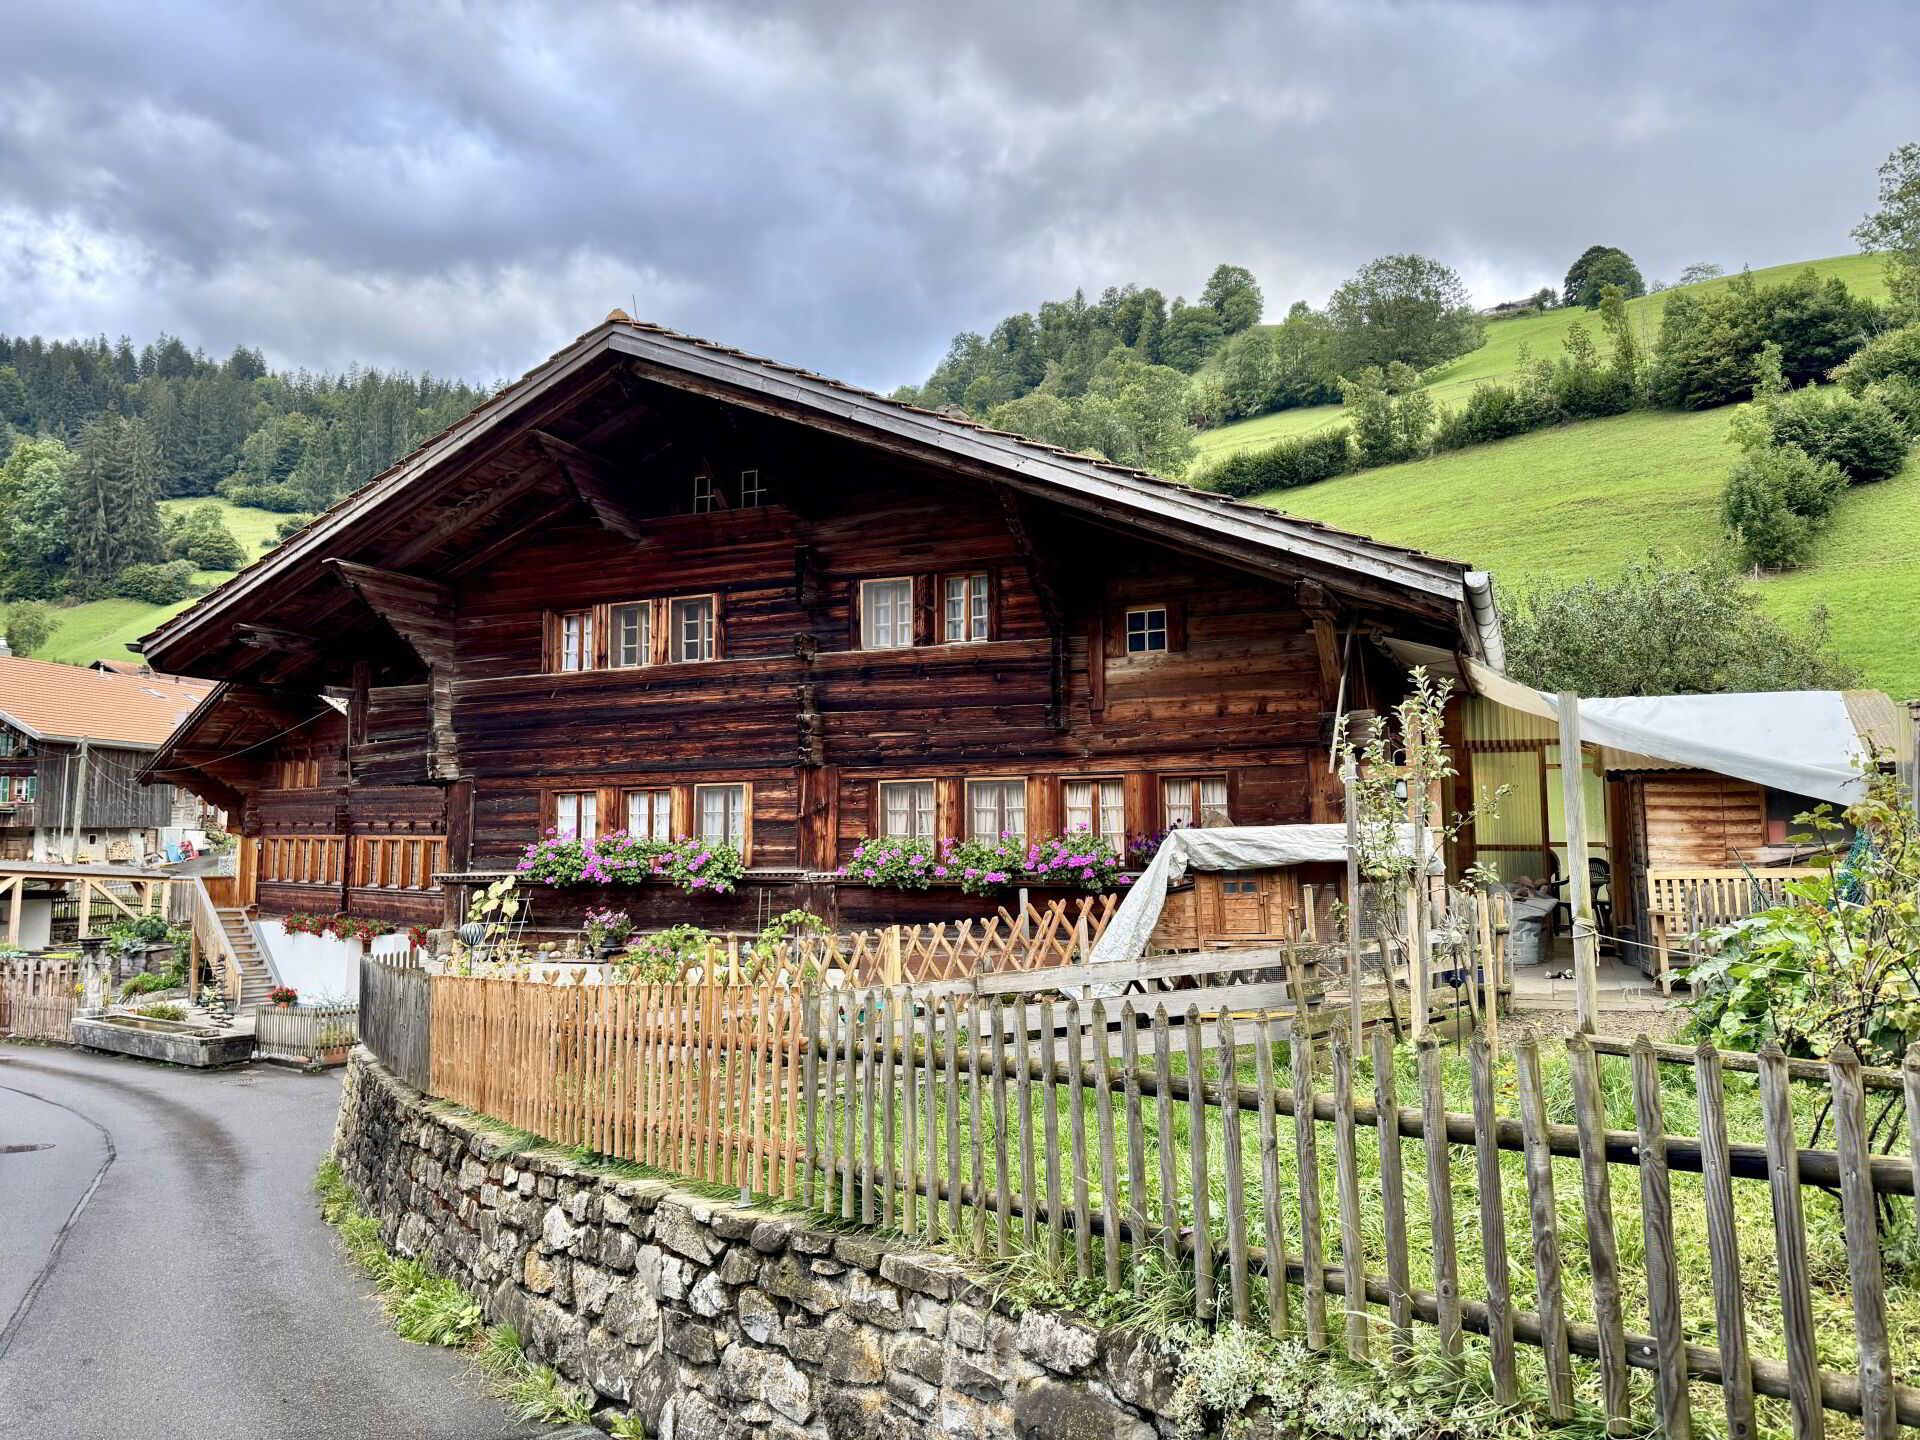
[
  {"x1": 1194, "y1": 252, "x2": 1891, "y2": 467},
  {"x1": 37, "y1": 497, "x2": 284, "y2": 666},
  {"x1": 1256, "y1": 405, "x2": 1920, "y2": 697}
]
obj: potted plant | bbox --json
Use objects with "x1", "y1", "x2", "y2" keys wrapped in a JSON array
[
  {"x1": 582, "y1": 908, "x2": 635, "y2": 960},
  {"x1": 267, "y1": 984, "x2": 298, "y2": 1009}
]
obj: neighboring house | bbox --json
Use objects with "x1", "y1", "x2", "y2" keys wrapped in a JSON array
[
  {"x1": 135, "y1": 311, "x2": 1502, "y2": 936},
  {"x1": 0, "y1": 656, "x2": 219, "y2": 863}
]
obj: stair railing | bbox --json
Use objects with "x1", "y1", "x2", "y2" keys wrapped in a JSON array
[{"x1": 187, "y1": 876, "x2": 245, "y2": 1009}]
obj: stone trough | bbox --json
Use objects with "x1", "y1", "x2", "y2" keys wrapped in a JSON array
[{"x1": 71, "y1": 1013, "x2": 255, "y2": 1068}]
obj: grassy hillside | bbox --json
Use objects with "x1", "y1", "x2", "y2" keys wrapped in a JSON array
[
  {"x1": 1194, "y1": 253, "x2": 1890, "y2": 465},
  {"x1": 1259, "y1": 405, "x2": 1920, "y2": 697},
  {"x1": 37, "y1": 497, "x2": 283, "y2": 666}
]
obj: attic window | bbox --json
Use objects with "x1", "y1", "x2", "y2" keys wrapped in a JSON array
[
  {"x1": 739, "y1": 469, "x2": 765, "y2": 507},
  {"x1": 1125, "y1": 605, "x2": 1169, "y2": 653},
  {"x1": 693, "y1": 471, "x2": 720, "y2": 513}
]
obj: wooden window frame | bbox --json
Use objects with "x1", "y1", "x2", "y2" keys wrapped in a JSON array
[
  {"x1": 876, "y1": 778, "x2": 937, "y2": 840},
  {"x1": 940, "y1": 571, "x2": 992, "y2": 644},
  {"x1": 692, "y1": 781, "x2": 753, "y2": 861},
  {"x1": 1161, "y1": 773, "x2": 1230, "y2": 830},
  {"x1": 549, "y1": 609, "x2": 599, "y2": 673},
  {"x1": 693, "y1": 469, "x2": 721, "y2": 514},
  {"x1": 965, "y1": 776, "x2": 1029, "y2": 842},
  {"x1": 623, "y1": 787, "x2": 673, "y2": 842},
  {"x1": 738, "y1": 468, "x2": 765, "y2": 508},
  {"x1": 858, "y1": 577, "x2": 917, "y2": 651},
  {"x1": 607, "y1": 601, "x2": 653, "y2": 670},
  {"x1": 668, "y1": 594, "x2": 720, "y2": 664},
  {"x1": 547, "y1": 595, "x2": 723, "y2": 673},
  {"x1": 550, "y1": 788, "x2": 600, "y2": 839},
  {"x1": 1124, "y1": 604, "x2": 1171, "y2": 655},
  {"x1": 1061, "y1": 774, "x2": 1127, "y2": 844}
]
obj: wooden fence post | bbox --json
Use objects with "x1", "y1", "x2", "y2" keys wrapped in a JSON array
[{"x1": 1556, "y1": 691, "x2": 1600, "y2": 1033}]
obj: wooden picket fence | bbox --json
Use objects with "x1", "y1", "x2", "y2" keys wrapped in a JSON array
[
  {"x1": 0, "y1": 954, "x2": 78, "y2": 1041},
  {"x1": 370, "y1": 960, "x2": 1920, "y2": 1438},
  {"x1": 255, "y1": 1002, "x2": 359, "y2": 1067}
]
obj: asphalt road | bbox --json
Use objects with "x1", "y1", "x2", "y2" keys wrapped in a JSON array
[{"x1": 0, "y1": 1043, "x2": 543, "y2": 1440}]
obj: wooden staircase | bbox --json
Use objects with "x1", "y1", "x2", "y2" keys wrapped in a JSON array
[{"x1": 216, "y1": 907, "x2": 276, "y2": 1013}]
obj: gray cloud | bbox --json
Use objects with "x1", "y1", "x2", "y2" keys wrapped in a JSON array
[{"x1": 2, "y1": 0, "x2": 1916, "y2": 392}]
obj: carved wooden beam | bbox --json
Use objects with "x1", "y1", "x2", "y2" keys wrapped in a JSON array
[
  {"x1": 1296, "y1": 580, "x2": 1345, "y2": 703},
  {"x1": 532, "y1": 429, "x2": 651, "y2": 541},
  {"x1": 327, "y1": 561, "x2": 455, "y2": 665},
  {"x1": 326, "y1": 560, "x2": 462, "y2": 781}
]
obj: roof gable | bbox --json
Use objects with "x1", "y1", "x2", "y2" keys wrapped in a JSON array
[{"x1": 139, "y1": 316, "x2": 1500, "y2": 671}]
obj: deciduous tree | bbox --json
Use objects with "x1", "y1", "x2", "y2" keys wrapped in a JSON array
[{"x1": 1326, "y1": 254, "x2": 1484, "y2": 373}]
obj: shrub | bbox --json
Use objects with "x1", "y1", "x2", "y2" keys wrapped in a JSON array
[
  {"x1": 166, "y1": 502, "x2": 246, "y2": 569},
  {"x1": 1432, "y1": 379, "x2": 1549, "y2": 449},
  {"x1": 1196, "y1": 427, "x2": 1353, "y2": 498},
  {"x1": 120, "y1": 964, "x2": 186, "y2": 999},
  {"x1": 1654, "y1": 268, "x2": 1878, "y2": 408},
  {"x1": 134, "y1": 1001, "x2": 187, "y2": 1021},
  {"x1": 1500, "y1": 552, "x2": 1859, "y2": 694},
  {"x1": 1865, "y1": 374, "x2": 1920, "y2": 437},
  {"x1": 620, "y1": 924, "x2": 715, "y2": 980},
  {"x1": 1764, "y1": 386, "x2": 1911, "y2": 482},
  {"x1": 114, "y1": 558, "x2": 195, "y2": 603},
  {"x1": 1722, "y1": 445, "x2": 1846, "y2": 570},
  {"x1": 1833, "y1": 319, "x2": 1920, "y2": 392}
]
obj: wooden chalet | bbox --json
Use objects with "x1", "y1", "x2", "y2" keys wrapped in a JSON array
[{"x1": 137, "y1": 312, "x2": 1502, "y2": 937}]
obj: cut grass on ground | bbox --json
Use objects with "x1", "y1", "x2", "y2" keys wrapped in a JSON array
[
  {"x1": 37, "y1": 496, "x2": 284, "y2": 666},
  {"x1": 1251, "y1": 404, "x2": 1920, "y2": 698}
]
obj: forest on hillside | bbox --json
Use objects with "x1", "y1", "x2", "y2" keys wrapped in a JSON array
[{"x1": 0, "y1": 333, "x2": 488, "y2": 605}]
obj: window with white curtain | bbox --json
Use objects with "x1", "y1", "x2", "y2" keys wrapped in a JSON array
[
  {"x1": 861, "y1": 578, "x2": 915, "y2": 649},
  {"x1": 1063, "y1": 778, "x2": 1125, "y2": 840},
  {"x1": 554, "y1": 790, "x2": 597, "y2": 838},
  {"x1": 625, "y1": 788, "x2": 672, "y2": 840},
  {"x1": 670, "y1": 597, "x2": 716, "y2": 662},
  {"x1": 610, "y1": 603, "x2": 651, "y2": 668},
  {"x1": 1161, "y1": 775, "x2": 1229, "y2": 829},
  {"x1": 942, "y1": 573, "x2": 989, "y2": 642},
  {"x1": 695, "y1": 784, "x2": 747, "y2": 850},
  {"x1": 879, "y1": 781, "x2": 935, "y2": 839},
  {"x1": 558, "y1": 611, "x2": 594, "y2": 671},
  {"x1": 967, "y1": 779, "x2": 1026, "y2": 840}
]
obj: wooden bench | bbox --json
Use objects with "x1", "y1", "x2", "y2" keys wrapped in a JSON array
[{"x1": 1646, "y1": 866, "x2": 1823, "y2": 994}]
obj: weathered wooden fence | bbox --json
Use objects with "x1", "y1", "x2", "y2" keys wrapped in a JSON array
[
  {"x1": 255, "y1": 1002, "x2": 359, "y2": 1067},
  {"x1": 359, "y1": 957, "x2": 431, "y2": 1089},
  {"x1": 0, "y1": 954, "x2": 78, "y2": 1040},
  {"x1": 362, "y1": 962, "x2": 1920, "y2": 1437}
]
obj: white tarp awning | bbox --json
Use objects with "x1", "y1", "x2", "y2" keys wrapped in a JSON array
[
  {"x1": 1384, "y1": 639, "x2": 1873, "y2": 806},
  {"x1": 1090, "y1": 823, "x2": 1432, "y2": 968}
]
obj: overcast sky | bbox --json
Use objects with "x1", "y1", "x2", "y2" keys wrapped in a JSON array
[{"x1": 3, "y1": 0, "x2": 1916, "y2": 393}]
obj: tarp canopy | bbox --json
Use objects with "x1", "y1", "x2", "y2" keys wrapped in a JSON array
[
  {"x1": 1090, "y1": 823, "x2": 1432, "y2": 968},
  {"x1": 1384, "y1": 640, "x2": 1878, "y2": 806}
]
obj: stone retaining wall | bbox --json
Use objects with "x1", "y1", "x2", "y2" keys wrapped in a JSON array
[{"x1": 334, "y1": 1050, "x2": 1182, "y2": 1440}]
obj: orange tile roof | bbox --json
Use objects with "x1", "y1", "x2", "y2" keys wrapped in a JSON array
[{"x1": 0, "y1": 656, "x2": 213, "y2": 749}]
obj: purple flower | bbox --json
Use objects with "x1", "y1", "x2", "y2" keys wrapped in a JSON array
[
  {"x1": 933, "y1": 865, "x2": 948, "y2": 878},
  {"x1": 691, "y1": 876, "x2": 707, "y2": 889}
]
